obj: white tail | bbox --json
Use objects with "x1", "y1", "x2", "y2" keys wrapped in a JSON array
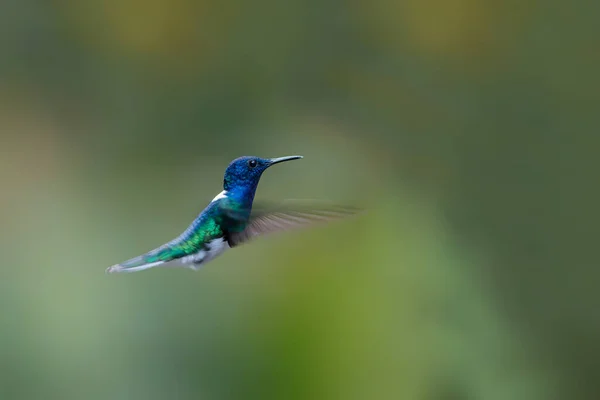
[{"x1": 106, "y1": 261, "x2": 165, "y2": 274}]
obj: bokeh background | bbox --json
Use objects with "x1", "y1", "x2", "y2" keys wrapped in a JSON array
[{"x1": 1, "y1": 1, "x2": 598, "y2": 399}]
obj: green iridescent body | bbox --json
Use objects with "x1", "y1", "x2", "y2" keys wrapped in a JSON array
[{"x1": 119, "y1": 198, "x2": 249, "y2": 268}]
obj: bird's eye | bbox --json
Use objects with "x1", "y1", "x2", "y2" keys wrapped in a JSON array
[{"x1": 248, "y1": 159, "x2": 257, "y2": 168}]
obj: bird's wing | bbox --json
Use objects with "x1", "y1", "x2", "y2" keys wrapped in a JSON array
[{"x1": 227, "y1": 199, "x2": 362, "y2": 247}]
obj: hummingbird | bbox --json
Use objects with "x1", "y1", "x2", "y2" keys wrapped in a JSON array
[{"x1": 106, "y1": 155, "x2": 360, "y2": 273}]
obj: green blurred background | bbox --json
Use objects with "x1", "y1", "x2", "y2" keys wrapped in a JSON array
[{"x1": 1, "y1": 0, "x2": 598, "y2": 399}]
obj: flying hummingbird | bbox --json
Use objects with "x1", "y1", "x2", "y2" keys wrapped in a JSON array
[{"x1": 106, "y1": 155, "x2": 360, "y2": 273}]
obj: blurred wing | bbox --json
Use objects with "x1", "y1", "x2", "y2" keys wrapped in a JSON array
[{"x1": 228, "y1": 200, "x2": 362, "y2": 247}]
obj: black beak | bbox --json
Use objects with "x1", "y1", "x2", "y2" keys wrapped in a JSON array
[{"x1": 268, "y1": 155, "x2": 303, "y2": 165}]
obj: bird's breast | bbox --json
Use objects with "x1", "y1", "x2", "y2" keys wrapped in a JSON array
[
  {"x1": 204, "y1": 237, "x2": 230, "y2": 261},
  {"x1": 181, "y1": 237, "x2": 230, "y2": 266}
]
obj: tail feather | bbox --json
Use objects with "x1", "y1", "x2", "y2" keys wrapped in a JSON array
[
  {"x1": 106, "y1": 249, "x2": 169, "y2": 273},
  {"x1": 106, "y1": 243, "x2": 181, "y2": 274},
  {"x1": 106, "y1": 260, "x2": 165, "y2": 274}
]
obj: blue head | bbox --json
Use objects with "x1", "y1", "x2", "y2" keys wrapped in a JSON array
[{"x1": 223, "y1": 155, "x2": 303, "y2": 203}]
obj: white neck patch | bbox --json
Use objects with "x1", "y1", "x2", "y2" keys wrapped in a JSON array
[{"x1": 211, "y1": 190, "x2": 228, "y2": 203}]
